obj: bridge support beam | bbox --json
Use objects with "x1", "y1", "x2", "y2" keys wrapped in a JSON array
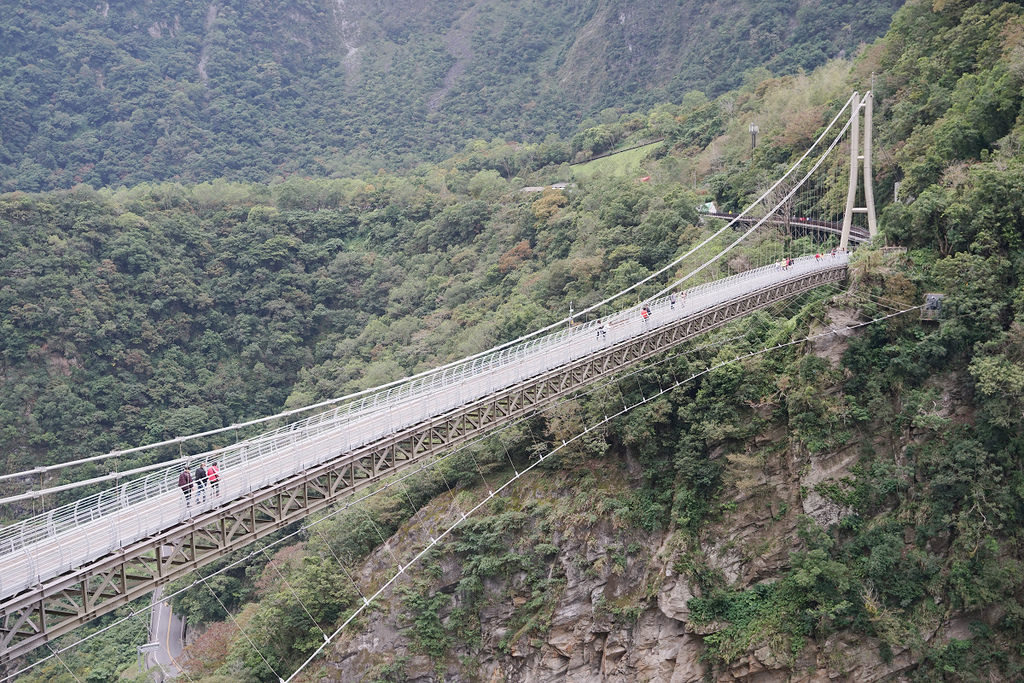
[{"x1": 840, "y1": 91, "x2": 877, "y2": 251}]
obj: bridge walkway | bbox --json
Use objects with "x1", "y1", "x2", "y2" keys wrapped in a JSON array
[{"x1": 0, "y1": 253, "x2": 848, "y2": 661}]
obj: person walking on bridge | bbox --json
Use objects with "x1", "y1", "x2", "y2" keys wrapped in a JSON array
[
  {"x1": 177, "y1": 467, "x2": 193, "y2": 508},
  {"x1": 207, "y1": 461, "x2": 220, "y2": 497},
  {"x1": 194, "y1": 463, "x2": 208, "y2": 504}
]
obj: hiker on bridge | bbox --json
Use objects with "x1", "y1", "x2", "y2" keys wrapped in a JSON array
[
  {"x1": 596, "y1": 322, "x2": 607, "y2": 340},
  {"x1": 670, "y1": 292, "x2": 677, "y2": 309},
  {"x1": 207, "y1": 461, "x2": 220, "y2": 497},
  {"x1": 194, "y1": 463, "x2": 208, "y2": 503},
  {"x1": 177, "y1": 467, "x2": 193, "y2": 507}
]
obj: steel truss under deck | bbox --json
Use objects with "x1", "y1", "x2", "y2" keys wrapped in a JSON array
[{"x1": 0, "y1": 264, "x2": 846, "y2": 662}]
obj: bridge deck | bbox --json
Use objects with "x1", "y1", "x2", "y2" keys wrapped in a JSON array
[{"x1": 0, "y1": 253, "x2": 848, "y2": 660}]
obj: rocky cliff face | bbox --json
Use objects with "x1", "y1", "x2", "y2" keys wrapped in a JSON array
[
  {"x1": 324, "y1": 460, "x2": 913, "y2": 681},
  {"x1": 321, "y1": 313, "x2": 999, "y2": 682}
]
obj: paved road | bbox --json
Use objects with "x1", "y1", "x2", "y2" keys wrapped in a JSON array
[{"x1": 148, "y1": 586, "x2": 184, "y2": 680}]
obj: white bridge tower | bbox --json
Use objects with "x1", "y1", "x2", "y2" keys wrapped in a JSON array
[{"x1": 840, "y1": 91, "x2": 877, "y2": 250}]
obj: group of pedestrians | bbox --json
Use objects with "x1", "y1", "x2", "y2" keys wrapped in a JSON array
[
  {"x1": 177, "y1": 461, "x2": 221, "y2": 508},
  {"x1": 594, "y1": 290, "x2": 688, "y2": 341},
  {"x1": 781, "y1": 248, "x2": 846, "y2": 269}
]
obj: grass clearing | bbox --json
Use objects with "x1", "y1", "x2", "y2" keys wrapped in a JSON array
[{"x1": 571, "y1": 142, "x2": 660, "y2": 180}]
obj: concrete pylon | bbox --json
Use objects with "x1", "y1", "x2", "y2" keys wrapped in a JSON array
[{"x1": 839, "y1": 91, "x2": 877, "y2": 250}]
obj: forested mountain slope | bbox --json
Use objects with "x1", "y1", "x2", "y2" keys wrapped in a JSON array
[{"x1": 0, "y1": 0, "x2": 901, "y2": 191}]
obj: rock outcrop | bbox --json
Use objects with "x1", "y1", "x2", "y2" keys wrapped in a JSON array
[{"x1": 323, "y1": 371, "x2": 986, "y2": 681}]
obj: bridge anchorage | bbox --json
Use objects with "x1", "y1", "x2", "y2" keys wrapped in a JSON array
[{"x1": 0, "y1": 91, "x2": 877, "y2": 674}]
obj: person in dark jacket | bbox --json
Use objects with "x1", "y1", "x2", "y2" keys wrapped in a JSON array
[
  {"x1": 178, "y1": 468, "x2": 193, "y2": 507},
  {"x1": 194, "y1": 463, "x2": 208, "y2": 504}
]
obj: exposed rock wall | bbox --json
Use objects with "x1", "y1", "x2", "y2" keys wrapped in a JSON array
[
  {"x1": 312, "y1": 314, "x2": 1005, "y2": 682},
  {"x1": 319, "y1": 440, "x2": 944, "y2": 681}
]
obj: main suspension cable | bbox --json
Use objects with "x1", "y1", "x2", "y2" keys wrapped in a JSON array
[{"x1": 0, "y1": 95, "x2": 859, "y2": 485}]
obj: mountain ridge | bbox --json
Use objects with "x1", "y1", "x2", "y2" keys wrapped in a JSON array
[{"x1": 0, "y1": 0, "x2": 902, "y2": 191}]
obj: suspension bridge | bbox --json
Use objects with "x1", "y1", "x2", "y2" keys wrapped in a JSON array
[{"x1": 0, "y1": 92, "x2": 881, "y2": 676}]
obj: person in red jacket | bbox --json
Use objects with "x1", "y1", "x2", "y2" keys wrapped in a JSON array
[
  {"x1": 178, "y1": 467, "x2": 193, "y2": 507},
  {"x1": 207, "y1": 462, "x2": 220, "y2": 497}
]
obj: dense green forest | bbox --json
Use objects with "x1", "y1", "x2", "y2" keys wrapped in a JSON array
[
  {"x1": 0, "y1": 0, "x2": 902, "y2": 191},
  {"x1": 4, "y1": 0, "x2": 1024, "y2": 680}
]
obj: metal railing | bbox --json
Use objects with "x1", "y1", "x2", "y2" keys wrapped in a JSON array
[{"x1": 0, "y1": 252, "x2": 847, "y2": 598}]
